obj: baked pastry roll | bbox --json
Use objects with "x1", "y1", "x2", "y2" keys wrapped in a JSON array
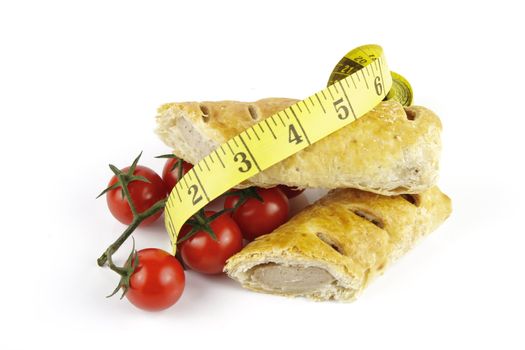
[
  {"x1": 156, "y1": 99, "x2": 442, "y2": 195},
  {"x1": 224, "y1": 187, "x2": 451, "y2": 301}
]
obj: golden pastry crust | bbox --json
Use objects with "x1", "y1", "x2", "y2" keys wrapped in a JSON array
[
  {"x1": 155, "y1": 98, "x2": 442, "y2": 195},
  {"x1": 224, "y1": 187, "x2": 452, "y2": 301}
]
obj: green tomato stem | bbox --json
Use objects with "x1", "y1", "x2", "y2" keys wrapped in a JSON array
[{"x1": 97, "y1": 198, "x2": 166, "y2": 267}]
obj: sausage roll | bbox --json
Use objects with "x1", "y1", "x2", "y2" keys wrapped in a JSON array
[
  {"x1": 224, "y1": 187, "x2": 452, "y2": 301},
  {"x1": 155, "y1": 99, "x2": 442, "y2": 195}
]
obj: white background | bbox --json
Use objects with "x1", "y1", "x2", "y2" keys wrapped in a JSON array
[{"x1": 1, "y1": 0, "x2": 524, "y2": 349}]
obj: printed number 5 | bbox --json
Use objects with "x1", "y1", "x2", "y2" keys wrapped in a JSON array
[
  {"x1": 234, "y1": 152, "x2": 252, "y2": 173},
  {"x1": 333, "y1": 98, "x2": 349, "y2": 120}
]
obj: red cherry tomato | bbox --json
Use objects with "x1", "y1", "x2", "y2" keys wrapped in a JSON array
[
  {"x1": 126, "y1": 248, "x2": 185, "y2": 311},
  {"x1": 106, "y1": 165, "x2": 168, "y2": 226},
  {"x1": 162, "y1": 157, "x2": 193, "y2": 192},
  {"x1": 277, "y1": 185, "x2": 305, "y2": 199},
  {"x1": 224, "y1": 187, "x2": 289, "y2": 241},
  {"x1": 179, "y1": 211, "x2": 243, "y2": 274}
]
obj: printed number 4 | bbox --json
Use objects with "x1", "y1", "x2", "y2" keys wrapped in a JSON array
[{"x1": 288, "y1": 124, "x2": 303, "y2": 145}]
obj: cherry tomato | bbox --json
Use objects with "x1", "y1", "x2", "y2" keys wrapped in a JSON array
[
  {"x1": 106, "y1": 165, "x2": 168, "y2": 226},
  {"x1": 224, "y1": 187, "x2": 289, "y2": 241},
  {"x1": 277, "y1": 185, "x2": 305, "y2": 199},
  {"x1": 179, "y1": 211, "x2": 243, "y2": 274},
  {"x1": 162, "y1": 157, "x2": 193, "y2": 192},
  {"x1": 126, "y1": 248, "x2": 185, "y2": 311}
]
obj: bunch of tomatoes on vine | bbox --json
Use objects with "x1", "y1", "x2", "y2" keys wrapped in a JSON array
[{"x1": 97, "y1": 152, "x2": 304, "y2": 311}]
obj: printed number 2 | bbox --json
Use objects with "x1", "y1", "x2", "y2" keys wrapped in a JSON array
[
  {"x1": 288, "y1": 124, "x2": 303, "y2": 145},
  {"x1": 333, "y1": 98, "x2": 350, "y2": 120},
  {"x1": 188, "y1": 184, "x2": 202, "y2": 205},
  {"x1": 234, "y1": 152, "x2": 252, "y2": 173}
]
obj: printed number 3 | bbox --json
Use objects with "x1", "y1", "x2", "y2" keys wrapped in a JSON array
[
  {"x1": 333, "y1": 98, "x2": 349, "y2": 120},
  {"x1": 234, "y1": 152, "x2": 252, "y2": 173}
]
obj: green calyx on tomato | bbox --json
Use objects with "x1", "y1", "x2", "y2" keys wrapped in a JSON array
[
  {"x1": 97, "y1": 152, "x2": 169, "y2": 272},
  {"x1": 223, "y1": 187, "x2": 265, "y2": 208},
  {"x1": 224, "y1": 187, "x2": 290, "y2": 241},
  {"x1": 155, "y1": 153, "x2": 193, "y2": 192},
  {"x1": 178, "y1": 210, "x2": 243, "y2": 274},
  {"x1": 106, "y1": 237, "x2": 140, "y2": 299},
  {"x1": 177, "y1": 208, "x2": 229, "y2": 243}
]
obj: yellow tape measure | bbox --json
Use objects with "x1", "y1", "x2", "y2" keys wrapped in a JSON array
[{"x1": 164, "y1": 44, "x2": 412, "y2": 253}]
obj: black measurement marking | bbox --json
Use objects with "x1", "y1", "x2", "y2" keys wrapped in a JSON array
[
  {"x1": 321, "y1": 90, "x2": 327, "y2": 99},
  {"x1": 283, "y1": 110, "x2": 292, "y2": 120},
  {"x1": 174, "y1": 185, "x2": 182, "y2": 201},
  {"x1": 264, "y1": 119, "x2": 277, "y2": 139},
  {"x1": 214, "y1": 150, "x2": 226, "y2": 168},
  {"x1": 373, "y1": 59, "x2": 379, "y2": 73},
  {"x1": 251, "y1": 127, "x2": 260, "y2": 140},
  {"x1": 333, "y1": 84, "x2": 339, "y2": 93},
  {"x1": 365, "y1": 66, "x2": 371, "y2": 76},
  {"x1": 308, "y1": 96, "x2": 315, "y2": 108},
  {"x1": 277, "y1": 114, "x2": 286, "y2": 126},
  {"x1": 258, "y1": 123, "x2": 264, "y2": 134},
  {"x1": 344, "y1": 78, "x2": 350, "y2": 88},
  {"x1": 362, "y1": 70, "x2": 369, "y2": 89},
  {"x1": 238, "y1": 134, "x2": 261, "y2": 172},
  {"x1": 192, "y1": 167, "x2": 210, "y2": 201},
  {"x1": 198, "y1": 162, "x2": 203, "y2": 171},
  {"x1": 302, "y1": 100, "x2": 310, "y2": 113},
  {"x1": 338, "y1": 80, "x2": 357, "y2": 120},
  {"x1": 378, "y1": 58, "x2": 386, "y2": 98},
  {"x1": 233, "y1": 138, "x2": 239, "y2": 147},
  {"x1": 370, "y1": 63, "x2": 375, "y2": 75},
  {"x1": 202, "y1": 157, "x2": 210, "y2": 171},
  {"x1": 165, "y1": 208, "x2": 175, "y2": 230},
  {"x1": 350, "y1": 75, "x2": 357, "y2": 88},
  {"x1": 182, "y1": 176, "x2": 189, "y2": 188},
  {"x1": 208, "y1": 154, "x2": 214, "y2": 163},
  {"x1": 227, "y1": 142, "x2": 234, "y2": 155},
  {"x1": 289, "y1": 106, "x2": 311, "y2": 145},
  {"x1": 166, "y1": 210, "x2": 176, "y2": 234},
  {"x1": 327, "y1": 86, "x2": 334, "y2": 100},
  {"x1": 271, "y1": 116, "x2": 277, "y2": 126},
  {"x1": 245, "y1": 129, "x2": 252, "y2": 140},
  {"x1": 185, "y1": 171, "x2": 192, "y2": 181},
  {"x1": 220, "y1": 144, "x2": 226, "y2": 155},
  {"x1": 315, "y1": 93, "x2": 326, "y2": 113},
  {"x1": 356, "y1": 73, "x2": 361, "y2": 82},
  {"x1": 296, "y1": 103, "x2": 302, "y2": 113}
]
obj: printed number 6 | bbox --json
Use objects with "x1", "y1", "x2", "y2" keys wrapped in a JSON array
[
  {"x1": 374, "y1": 76, "x2": 383, "y2": 96},
  {"x1": 234, "y1": 152, "x2": 252, "y2": 173},
  {"x1": 333, "y1": 98, "x2": 349, "y2": 120}
]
